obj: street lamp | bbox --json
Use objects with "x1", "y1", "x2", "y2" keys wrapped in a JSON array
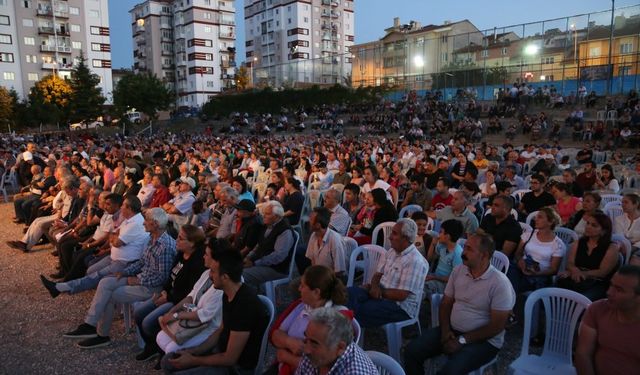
[
  {"x1": 413, "y1": 55, "x2": 424, "y2": 68},
  {"x1": 249, "y1": 56, "x2": 258, "y2": 88},
  {"x1": 570, "y1": 24, "x2": 577, "y2": 64},
  {"x1": 524, "y1": 44, "x2": 539, "y2": 56}
]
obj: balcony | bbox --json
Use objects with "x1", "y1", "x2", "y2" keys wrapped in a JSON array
[
  {"x1": 38, "y1": 26, "x2": 70, "y2": 36},
  {"x1": 37, "y1": 8, "x2": 69, "y2": 18},
  {"x1": 41, "y1": 62, "x2": 73, "y2": 70},
  {"x1": 40, "y1": 45, "x2": 72, "y2": 53},
  {"x1": 322, "y1": 0, "x2": 340, "y2": 6},
  {"x1": 219, "y1": 31, "x2": 235, "y2": 39},
  {"x1": 321, "y1": 10, "x2": 339, "y2": 18},
  {"x1": 133, "y1": 25, "x2": 145, "y2": 35},
  {"x1": 219, "y1": 17, "x2": 235, "y2": 26},
  {"x1": 220, "y1": 73, "x2": 234, "y2": 80},
  {"x1": 161, "y1": 35, "x2": 173, "y2": 42},
  {"x1": 161, "y1": 50, "x2": 173, "y2": 56},
  {"x1": 161, "y1": 63, "x2": 174, "y2": 69}
]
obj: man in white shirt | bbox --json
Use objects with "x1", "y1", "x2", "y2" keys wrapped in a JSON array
[
  {"x1": 41, "y1": 195, "x2": 150, "y2": 297},
  {"x1": 305, "y1": 207, "x2": 346, "y2": 277}
]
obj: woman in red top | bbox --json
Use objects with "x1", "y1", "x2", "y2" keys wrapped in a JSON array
[{"x1": 552, "y1": 182, "x2": 582, "y2": 225}]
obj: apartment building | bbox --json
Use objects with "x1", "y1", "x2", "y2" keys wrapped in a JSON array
[
  {"x1": 244, "y1": 0, "x2": 354, "y2": 87},
  {"x1": 0, "y1": 0, "x2": 112, "y2": 102},
  {"x1": 130, "y1": 0, "x2": 236, "y2": 108},
  {"x1": 351, "y1": 18, "x2": 482, "y2": 90}
]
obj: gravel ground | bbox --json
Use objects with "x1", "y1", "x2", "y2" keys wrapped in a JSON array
[{"x1": 0, "y1": 199, "x2": 529, "y2": 374}]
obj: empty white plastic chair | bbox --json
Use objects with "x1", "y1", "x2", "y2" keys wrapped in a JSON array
[
  {"x1": 509, "y1": 288, "x2": 591, "y2": 375},
  {"x1": 366, "y1": 351, "x2": 406, "y2": 375},
  {"x1": 371, "y1": 221, "x2": 396, "y2": 250}
]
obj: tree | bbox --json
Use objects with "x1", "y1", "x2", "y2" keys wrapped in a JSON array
[
  {"x1": 236, "y1": 66, "x2": 250, "y2": 91},
  {"x1": 0, "y1": 86, "x2": 13, "y2": 128},
  {"x1": 113, "y1": 72, "x2": 173, "y2": 120},
  {"x1": 69, "y1": 51, "x2": 105, "y2": 122},
  {"x1": 29, "y1": 74, "x2": 73, "y2": 125}
]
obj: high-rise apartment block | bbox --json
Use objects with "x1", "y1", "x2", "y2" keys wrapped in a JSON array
[
  {"x1": 0, "y1": 0, "x2": 112, "y2": 102},
  {"x1": 130, "y1": 0, "x2": 236, "y2": 108},
  {"x1": 244, "y1": 0, "x2": 354, "y2": 87}
]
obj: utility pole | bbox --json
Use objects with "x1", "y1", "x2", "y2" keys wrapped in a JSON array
[{"x1": 607, "y1": 0, "x2": 615, "y2": 95}]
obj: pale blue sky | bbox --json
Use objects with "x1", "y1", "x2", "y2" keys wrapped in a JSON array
[{"x1": 109, "y1": 0, "x2": 638, "y2": 69}]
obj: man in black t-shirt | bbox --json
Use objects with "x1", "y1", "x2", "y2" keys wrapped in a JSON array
[
  {"x1": 163, "y1": 250, "x2": 270, "y2": 374},
  {"x1": 478, "y1": 195, "x2": 522, "y2": 258},
  {"x1": 519, "y1": 174, "x2": 556, "y2": 218},
  {"x1": 424, "y1": 158, "x2": 444, "y2": 190}
]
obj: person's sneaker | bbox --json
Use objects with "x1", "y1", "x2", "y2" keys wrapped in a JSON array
[
  {"x1": 63, "y1": 323, "x2": 97, "y2": 339},
  {"x1": 77, "y1": 335, "x2": 110, "y2": 349},
  {"x1": 136, "y1": 347, "x2": 160, "y2": 361},
  {"x1": 40, "y1": 275, "x2": 60, "y2": 298}
]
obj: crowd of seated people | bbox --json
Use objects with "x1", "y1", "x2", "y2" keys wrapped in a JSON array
[{"x1": 0, "y1": 88, "x2": 639, "y2": 373}]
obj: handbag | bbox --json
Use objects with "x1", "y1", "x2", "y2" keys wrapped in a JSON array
[{"x1": 166, "y1": 278, "x2": 213, "y2": 345}]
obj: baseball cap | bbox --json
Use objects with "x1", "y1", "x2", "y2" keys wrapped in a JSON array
[{"x1": 234, "y1": 199, "x2": 256, "y2": 212}]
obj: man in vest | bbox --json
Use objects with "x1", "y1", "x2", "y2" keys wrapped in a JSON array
[{"x1": 242, "y1": 200, "x2": 295, "y2": 290}]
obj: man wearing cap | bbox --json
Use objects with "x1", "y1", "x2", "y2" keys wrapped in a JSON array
[
  {"x1": 162, "y1": 178, "x2": 196, "y2": 229},
  {"x1": 232, "y1": 199, "x2": 263, "y2": 256}
]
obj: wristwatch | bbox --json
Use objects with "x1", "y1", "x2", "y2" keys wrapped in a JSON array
[
  {"x1": 173, "y1": 312, "x2": 179, "y2": 320},
  {"x1": 458, "y1": 335, "x2": 467, "y2": 345}
]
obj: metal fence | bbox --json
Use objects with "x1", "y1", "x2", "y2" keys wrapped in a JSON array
[{"x1": 351, "y1": 5, "x2": 640, "y2": 100}]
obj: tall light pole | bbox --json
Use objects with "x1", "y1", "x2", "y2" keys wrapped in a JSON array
[{"x1": 607, "y1": 0, "x2": 615, "y2": 95}]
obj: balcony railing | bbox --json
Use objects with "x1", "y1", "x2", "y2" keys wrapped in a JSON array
[
  {"x1": 38, "y1": 26, "x2": 70, "y2": 36},
  {"x1": 42, "y1": 62, "x2": 73, "y2": 70},
  {"x1": 40, "y1": 45, "x2": 72, "y2": 53},
  {"x1": 219, "y1": 31, "x2": 235, "y2": 39},
  {"x1": 37, "y1": 8, "x2": 69, "y2": 18}
]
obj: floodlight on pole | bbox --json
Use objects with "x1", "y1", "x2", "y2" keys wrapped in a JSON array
[
  {"x1": 524, "y1": 45, "x2": 539, "y2": 55},
  {"x1": 413, "y1": 55, "x2": 424, "y2": 68}
]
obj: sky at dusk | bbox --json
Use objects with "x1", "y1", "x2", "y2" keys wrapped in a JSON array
[{"x1": 109, "y1": 0, "x2": 639, "y2": 69}]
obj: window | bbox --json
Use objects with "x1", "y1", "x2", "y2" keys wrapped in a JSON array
[
  {"x1": 589, "y1": 47, "x2": 601, "y2": 57},
  {"x1": 203, "y1": 12, "x2": 211, "y2": 20},
  {"x1": 188, "y1": 52, "x2": 213, "y2": 60},
  {"x1": 3, "y1": 71, "x2": 14, "y2": 80},
  {"x1": 89, "y1": 10, "x2": 99, "y2": 18},
  {"x1": 92, "y1": 59, "x2": 111, "y2": 68},
  {"x1": 303, "y1": 17, "x2": 308, "y2": 23},
  {"x1": 22, "y1": 18, "x2": 33, "y2": 27},
  {"x1": 0, "y1": 34, "x2": 10, "y2": 44},
  {"x1": 287, "y1": 28, "x2": 309, "y2": 36},
  {"x1": 620, "y1": 66, "x2": 631, "y2": 76},
  {"x1": 204, "y1": 26, "x2": 211, "y2": 33},
  {"x1": 206, "y1": 81, "x2": 214, "y2": 87},
  {"x1": 481, "y1": 50, "x2": 488, "y2": 58},
  {"x1": 72, "y1": 41, "x2": 81, "y2": 49},
  {"x1": 0, "y1": 15, "x2": 9, "y2": 25},
  {"x1": 188, "y1": 66, "x2": 214, "y2": 75},
  {"x1": 442, "y1": 52, "x2": 448, "y2": 62},
  {"x1": 23, "y1": 37, "x2": 35, "y2": 45},
  {"x1": 501, "y1": 47, "x2": 508, "y2": 55},
  {"x1": 620, "y1": 43, "x2": 633, "y2": 54},
  {"x1": 69, "y1": 7, "x2": 79, "y2": 15},
  {"x1": 22, "y1": 1, "x2": 31, "y2": 8},
  {"x1": 71, "y1": 24, "x2": 80, "y2": 32},
  {"x1": 90, "y1": 26, "x2": 109, "y2": 36},
  {"x1": 27, "y1": 73, "x2": 38, "y2": 81},
  {"x1": 187, "y1": 38, "x2": 213, "y2": 47},
  {"x1": 544, "y1": 57, "x2": 554, "y2": 64}
]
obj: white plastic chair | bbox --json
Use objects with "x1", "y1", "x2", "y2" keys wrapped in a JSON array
[
  {"x1": 519, "y1": 222, "x2": 533, "y2": 235},
  {"x1": 605, "y1": 204, "x2": 624, "y2": 223},
  {"x1": 342, "y1": 236, "x2": 359, "y2": 270},
  {"x1": 251, "y1": 182, "x2": 267, "y2": 202},
  {"x1": 381, "y1": 286, "x2": 423, "y2": 362},
  {"x1": 352, "y1": 317, "x2": 362, "y2": 346},
  {"x1": 554, "y1": 227, "x2": 579, "y2": 249},
  {"x1": 330, "y1": 183, "x2": 345, "y2": 194},
  {"x1": 399, "y1": 204, "x2": 423, "y2": 218},
  {"x1": 346, "y1": 244, "x2": 386, "y2": 287},
  {"x1": 491, "y1": 251, "x2": 510, "y2": 274},
  {"x1": 511, "y1": 189, "x2": 531, "y2": 204},
  {"x1": 263, "y1": 231, "x2": 299, "y2": 304},
  {"x1": 484, "y1": 207, "x2": 518, "y2": 220},
  {"x1": 366, "y1": 351, "x2": 406, "y2": 375},
  {"x1": 255, "y1": 295, "x2": 275, "y2": 375},
  {"x1": 371, "y1": 221, "x2": 396, "y2": 250},
  {"x1": 599, "y1": 194, "x2": 622, "y2": 208},
  {"x1": 509, "y1": 288, "x2": 591, "y2": 375},
  {"x1": 612, "y1": 233, "x2": 633, "y2": 264},
  {"x1": 525, "y1": 211, "x2": 538, "y2": 227}
]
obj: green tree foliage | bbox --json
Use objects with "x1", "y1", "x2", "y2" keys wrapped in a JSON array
[
  {"x1": 236, "y1": 66, "x2": 250, "y2": 91},
  {"x1": 28, "y1": 74, "x2": 73, "y2": 125},
  {"x1": 0, "y1": 86, "x2": 13, "y2": 126},
  {"x1": 113, "y1": 72, "x2": 174, "y2": 120},
  {"x1": 69, "y1": 52, "x2": 105, "y2": 122},
  {"x1": 202, "y1": 84, "x2": 388, "y2": 117}
]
